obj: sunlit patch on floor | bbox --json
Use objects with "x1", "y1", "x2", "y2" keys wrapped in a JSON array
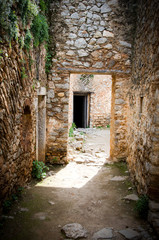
[{"x1": 36, "y1": 162, "x2": 102, "y2": 189}]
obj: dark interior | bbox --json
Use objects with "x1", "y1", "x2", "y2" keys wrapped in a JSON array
[{"x1": 73, "y1": 95, "x2": 87, "y2": 128}]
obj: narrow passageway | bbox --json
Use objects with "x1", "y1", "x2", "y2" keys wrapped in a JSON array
[{"x1": 0, "y1": 129, "x2": 157, "y2": 240}]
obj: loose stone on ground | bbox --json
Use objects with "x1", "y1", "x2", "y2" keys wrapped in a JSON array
[
  {"x1": 123, "y1": 194, "x2": 139, "y2": 201},
  {"x1": 61, "y1": 223, "x2": 88, "y2": 239},
  {"x1": 110, "y1": 176, "x2": 127, "y2": 181},
  {"x1": 119, "y1": 228, "x2": 140, "y2": 240},
  {"x1": 92, "y1": 227, "x2": 113, "y2": 240}
]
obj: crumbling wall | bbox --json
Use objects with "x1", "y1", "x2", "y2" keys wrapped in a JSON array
[{"x1": 127, "y1": 0, "x2": 159, "y2": 202}]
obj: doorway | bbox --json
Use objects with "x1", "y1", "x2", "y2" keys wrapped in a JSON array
[{"x1": 73, "y1": 94, "x2": 88, "y2": 128}]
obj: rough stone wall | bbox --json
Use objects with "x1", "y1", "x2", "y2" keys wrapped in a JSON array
[
  {"x1": 47, "y1": 0, "x2": 136, "y2": 163},
  {"x1": 0, "y1": 39, "x2": 46, "y2": 208},
  {"x1": 68, "y1": 74, "x2": 112, "y2": 128},
  {"x1": 127, "y1": 0, "x2": 159, "y2": 202}
]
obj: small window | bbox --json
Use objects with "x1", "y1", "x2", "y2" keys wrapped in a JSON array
[{"x1": 140, "y1": 96, "x2": 144, "y2": 114}]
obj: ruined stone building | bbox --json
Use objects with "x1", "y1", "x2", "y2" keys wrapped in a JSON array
[{"x1": 0, "y1": 0, "x2": 159, "y2": 230}]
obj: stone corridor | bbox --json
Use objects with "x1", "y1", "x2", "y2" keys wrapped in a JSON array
[
  {"x1": 0, "y1": 0, "x2": 159, "y2": 237},
  {"x1": 0, "y1": 129, "x2": 158, "y2": 240}
]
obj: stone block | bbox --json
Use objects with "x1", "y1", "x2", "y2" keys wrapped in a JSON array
[
  {"x1": 149, "y1": 201, "x2": 159, "y2": 212},
  {"x1": 101, "y1": 3, "x2": 111, "y2": 13},
  {"x1": 75, "y1": 38, "x2": 87, "y2": 48},
  {"x1": 78, "y1": 50, "x2": 89, "y2": 57},
  {"x1": 92, "y1": 62, "x2": 103, "y2": 68},
  {"x1": 103, "y1": 30, "x2": 114, "y2": 37},
  {"x1": 96, "y1": 37, "x2": 107, "y2": 44},
  {"x1": 71, "y1": 13, "x2": 79, "y2": 19}
]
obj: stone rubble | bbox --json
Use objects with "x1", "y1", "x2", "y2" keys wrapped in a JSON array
[{"x1": 68, "y1": 128, "x2": 109, "y2": 166}]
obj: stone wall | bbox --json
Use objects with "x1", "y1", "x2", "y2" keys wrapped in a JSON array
[
  {"x1": 0, "y1": 39, "x2": 46, "y2": 209},
  {"x1": 126, "y1": 0, "x2": 159, "y2": 232},
  {"x1": 47, "y1": 0, "x2": 137, "y2": 163},
  {"x1": 68, "y1": 74, "x2": 112, "y2": 128},
  {"x1": 127, "y1": 0, "x2": 159, "y2": 202}
]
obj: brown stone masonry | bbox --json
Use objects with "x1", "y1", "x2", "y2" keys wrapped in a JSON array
[{"x1": 46, "y1": 0, "x2": 136, "y2": 163}]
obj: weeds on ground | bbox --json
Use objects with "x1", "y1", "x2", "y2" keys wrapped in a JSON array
[
  {"x1": 32, "y1": 160, "x2": 49, "y2": 180},
  {"x1": 135, "y1": 194, "x2": 149, "y2": 219},
  {"x1": 97, "y1": 126, "x2": 103, "y2": 129},
  {"x1": 105, "y1": 161, "x2": 128, "y2": 175},
  {"x1": 69, "y1": 122, "x2": 76, "y2": 137},
  {"x1": 80, "y1": 131, "x2": 84, "y2": 135},
  {"x1": 2, "y1": 187, "x2": 24, "y2": 213}
]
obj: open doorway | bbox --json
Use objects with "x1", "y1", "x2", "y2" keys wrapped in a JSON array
[
  {"x1": 68, "y1": 73, "x2": 113, "y2": 161},
  {"x1": 73, "y1": 94, "x2": 88, "y2": 128},
  {"x1": 69, "y1": 74, "x2": 112, "y2": 129}
]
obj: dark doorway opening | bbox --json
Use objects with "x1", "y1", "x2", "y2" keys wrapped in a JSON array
[{"x1": 73, "y1": 94, "x2": 87, "y2": 128}]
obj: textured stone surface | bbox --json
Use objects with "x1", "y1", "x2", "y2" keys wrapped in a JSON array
[
  {"x1": 0, "y1": 37, "x2": 46, "y2": 209},
  {"x1": 127, "y1": 0, "x2": 159, "y2": 204},
  {"x1": 110, "y1": 176, "x2": 127, "y2": 181},
  {"x1": 48, "y1": 0, "x2": 136, "y2": 163},
  {"x1": 1, "y1": 2, "x2": 159, "y2": 236},
  {"x1": 61, "y1": 223, "x2": 88, "y2": 239},
  {"x1": 92, "y1": 228, "x2": 113, "y2": 240},
  {"x1": 119, "y1": 229, "x2": 140, "y2": 240},
  {"x1": 123, "y1": 194, "x2": 139, "y2": 201}
]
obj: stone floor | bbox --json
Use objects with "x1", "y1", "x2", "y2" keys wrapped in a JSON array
[{"x1": 0, "y1": 128, "x2": 158, "y2": 240}]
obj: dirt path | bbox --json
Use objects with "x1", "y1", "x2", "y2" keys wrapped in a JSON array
[{"x1": 0, "y1": 129, "x2": 157, "y2": 240}]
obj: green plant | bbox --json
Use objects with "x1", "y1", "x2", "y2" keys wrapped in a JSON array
[
  {"x1": 69, "y1": 122, "x2": 76, "y2": 137},
  {"x1": 2, "y1": 186, "x2": 24, "y2": 213},
  {"x1": 105, "y1": 161, "x2": 128, "y2": 175},
  {"x1": 39, "y1": 0, "x2": 47, "y2": 13},
  {"x1": 52, "y1": 157, "x2": 58, "y2": 162},
  {"x1": 32, "y1": 160, "x2": 49, "y2": 180},
  {"x1": 24, "y1": 29, "x2": 33, "y2": 50},
  {"x1": 21, "y1": 66, "x2": 27, "y2": 79},
  {"x1": 19, "y1": 36, "x2": 25, "y2": 48},
  {"x1": 80, "y1": 74, "x2": 94, "y2": 85},
  {"x1": 8, "y1": 10, "x2": 19, "y2": 42},
  {"x1": 135, "y1": 195, "x2": 149, "y2": 218},
  {"x1": 107, "y1": 124, "x2": 110, "y2": 128},
  {"x1": 0, "y1": 49, "x2": 3, "y2": 63},
  {"x1": 17, "y1": 186, "x2": 24, "y2": 196},
  {"x1": 97, "y1": 126, "x2": 103, "y2": 129},
  {"x1": 3, "y1": 200, "x2": 12, "y2": 212},
  {"x1": 18, "y1": 0, "x2": 29, "y2": 25},
  {"x1": 80, "y1": 132, "x2": 84, "y2": 135},
  {"x1": 31, "y1": 13, "x2": 49, "y2": 47},
  {"x1": 18, "y1": 0, "x2": 38, "y2": 26},
  {"x1": 45, "y1": 50, "x2": 53, "y2": 74},
  {"x1": 29, "y1": 54, "x2": 34, "y2": 70}
]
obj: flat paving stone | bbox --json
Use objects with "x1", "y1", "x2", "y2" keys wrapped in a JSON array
[
  {"x1": 110, "y1": 176, "x2": 127, "y2": 181},
  {"x1": 123, "y1": 194, "x2": 139, "y2": 201},
  {"x1": 92, "y1": 227, "x2": 113, "y2": 240},
  {"x1": 119, "y1": 228, "x2": 140, "y2": 240}
]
